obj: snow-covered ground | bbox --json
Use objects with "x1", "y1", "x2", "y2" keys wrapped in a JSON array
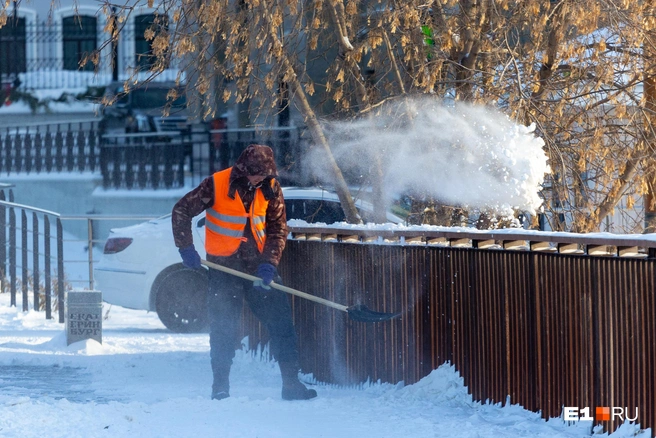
[{"x1": 0, "y1": 292, "x2": 646, "y2": 438}]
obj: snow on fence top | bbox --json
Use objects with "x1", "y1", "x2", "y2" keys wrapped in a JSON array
[{"x1": 286, "y1": 220, "x2": 656, "y2": 257}]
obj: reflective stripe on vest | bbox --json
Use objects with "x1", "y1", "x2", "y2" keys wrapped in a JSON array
[
  {"x1": 252, "y1": 214, "x2": 266, "y2": 240},
  {"x1": 205, "y1": 220, "x2": 245, "y2": 238},
  {"x1": 204, "y1": 168, "x2": 271, "y2": 256},
  {"x1": 207, "y1": 208, "x2": 248, "y2": 225}
]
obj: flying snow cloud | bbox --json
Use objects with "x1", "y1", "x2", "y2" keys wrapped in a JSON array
[{"x1": 307, "y1": 97, "x2": 550, "y2": 216}]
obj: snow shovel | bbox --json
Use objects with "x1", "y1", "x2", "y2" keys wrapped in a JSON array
[{"x1": 200, "y1": 259, "x2": 400, "y2": 323}]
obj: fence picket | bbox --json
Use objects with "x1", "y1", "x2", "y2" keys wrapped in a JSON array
[
  {"x1": 137, "y1": 145, "x2": 148, "y2": 188},
  {"x1": 77, "y1": 127, "x2": 86, "y2": 172},
  {"x1": 34, "y1": 129, "x2": 42, "y2": 173},
  {"x1": 66, "y1": 126, "x2": 75, "y2": 171},
  {"x1": 24, "y1": 132, "x2": 32, "y2": 173},
  {"x1": 55, "y1": 127, "x2": 64, "y2": 172},
  {"x1": 88, "y1": 127, "x2": 97, "y2": 172},
  {"x1": 125, "y1": 144, "x2": 135, "y2": 189},
  {"x1": 44, "y1": 215, "x2": 51, "y2": 320},
  {"x1": 13, "y1": 132, "x2": 22, "y2": 173},
  {"x1": 5, "y1": 130, "x2": 13, "y2": 173},
  {"x1": 44, "y1": 128, "x2": 53, "y2": 172}
]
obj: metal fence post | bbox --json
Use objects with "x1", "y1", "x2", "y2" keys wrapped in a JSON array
[
  {"x1": 0, "y1": 190, "x2": 6, "y2": 280},
  {"x1": 21, "y1": 210, "x2": 28, "y2": 311},
  {"x1": 88, "y1": 217, "x2": 94, "y2": 290},
  {"x1": 33, "y1": 212, "x2": 40, "y2": 311},
  {"x1": 57, "y1": 218, "x2": 65, "y2": 323},
  {"x1": 9, "y1": 206, "x2": 16, "y2": 307},
  {"x1": 44, "y1": 215, "x2": 52, "y2": 319}
]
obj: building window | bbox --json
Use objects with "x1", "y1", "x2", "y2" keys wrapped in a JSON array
[
  {"x1": 0, "y1": 17, "x2": 27, "y2": 78},
  {"x1": 62, "y1": 16, "x2": 97, "y2": 71},
  {"x1": 134, "y1": 14, "x2": 168, "y2": 70}
]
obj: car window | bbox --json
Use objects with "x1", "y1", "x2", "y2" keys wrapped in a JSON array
[
  {"x1": 131, "y1": 88, "x2": 186, "y2": 109},
  {"x1": 285, "y1": 199, "x2": 346, "y2": 224}
]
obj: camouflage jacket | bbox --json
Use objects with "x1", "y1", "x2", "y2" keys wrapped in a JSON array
[{"x1": 171, "y1": 145, "x2": 287, "y2": 269}]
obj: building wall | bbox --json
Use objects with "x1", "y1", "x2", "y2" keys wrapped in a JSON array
[{"x1": 4, "y1": 1, "x2": 181, "y2": 90}]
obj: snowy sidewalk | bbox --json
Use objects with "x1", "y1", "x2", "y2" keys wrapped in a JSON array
[{"x1": 0, "y1": 293, "x2": 644, "y2": 438}]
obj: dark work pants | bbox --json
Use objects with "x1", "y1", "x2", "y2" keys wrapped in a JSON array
[{"x1": 207, "y1": 260, "x2": 299, "y2": 378}]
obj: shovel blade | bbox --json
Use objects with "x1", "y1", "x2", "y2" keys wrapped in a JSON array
[{"x1": 346, "y1": 304, "x2": 401, "y2": 323}]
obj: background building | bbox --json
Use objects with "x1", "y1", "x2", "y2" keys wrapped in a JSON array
[{"x1": 0, "y1": 0, "x2": 180, "y2": 90}]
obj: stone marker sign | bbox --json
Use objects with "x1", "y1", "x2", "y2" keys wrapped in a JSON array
[{"x1": 66, "y1": 291, "x2": 102, "y2": 346}]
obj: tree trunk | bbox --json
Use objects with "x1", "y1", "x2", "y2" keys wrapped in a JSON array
[
  {"x1": 586, "y1": 157, "x2": 641, "y2": 231},
  {"x1": 643, "y1": 29, "x2": 656, "y2": 233},
  {"x1": 328, "y1": 1, "x2": 389, "y2": 223},
  {"x1": 262, "y1": 8, "x2": 362, "y2": 224}
]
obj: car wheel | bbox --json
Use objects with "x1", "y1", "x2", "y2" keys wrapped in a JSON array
[{"x1": 152, "y1": 264, "x2": 209, "y2": 333}]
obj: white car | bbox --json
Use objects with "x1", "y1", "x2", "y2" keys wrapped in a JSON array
[{"x1": 94, "y1": 187, "x2": 403, "y2": 333}]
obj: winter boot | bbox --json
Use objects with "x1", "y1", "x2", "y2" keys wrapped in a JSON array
[
  {"x1": 279, "y1": 361, "x2": 317, "y2": 401},
  {"x1": 211, "y1": 363, "x2": 231, "y2": 400},
  {"x1": 211, "y1": 389, "x2": 230, "y2": 400}
]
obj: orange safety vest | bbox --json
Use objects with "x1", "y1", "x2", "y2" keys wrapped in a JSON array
[{"x1": 205, "y1": 168, "x2": 270, "y2": 256}]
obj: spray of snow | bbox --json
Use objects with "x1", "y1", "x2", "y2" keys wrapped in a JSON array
[{"x1": 307, "y1": 97, "x2": 550, "y2": 215}]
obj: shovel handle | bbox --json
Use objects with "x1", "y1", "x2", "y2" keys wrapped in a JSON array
[{"x1": 200, "y1": 259, "x2": 349, "y2": 313}]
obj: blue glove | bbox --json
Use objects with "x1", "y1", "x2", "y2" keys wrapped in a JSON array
[
  {"x1": 179, "y1": 245, "x2": 201, "y2": 269},
  {"x1": 253, "y1": 263, "x2": 276, "y2": 291}
]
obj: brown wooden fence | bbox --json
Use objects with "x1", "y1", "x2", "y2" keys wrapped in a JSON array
[{"x1": 241, "y1": 227, "x2": 656, "y2": 436}]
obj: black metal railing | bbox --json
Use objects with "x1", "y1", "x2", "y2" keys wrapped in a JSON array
[
  {"x1": 196, "y1": 126, "x2": 305, "y2": 185},
  {"x1": 1, "y1": 122, "x2": 306, "y2": 188},
  {"x1": 0, "y1": 189, "x2": 65, "y2": 322},
  {"x1": 99, "y1": 132, "x2": 188, "y2": 189},
  {"x1": 0, "y1": 120, "x2": 100, "y2": 174}
]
